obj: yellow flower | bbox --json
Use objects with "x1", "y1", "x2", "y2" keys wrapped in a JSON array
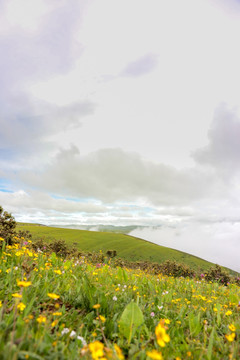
[
  {"x1": 17, "y1": 302, "x2": 26, "y2": 311},
  {"x1": 51, "y1": 320, "x2": 58, "y2": 327},
  {"x1": 228, "y1": 324, "x2": 236, "y2": 332},
  {"x1": 155, "y1": 322, "x2": 170, "y2": 347},
  {"x1": 93, "y1": 304, "x2": 101, "y2": 309},
  {"x1": 47, "y1": 293, "x2": 60, "y2": 300},
  {"x1": 0, "y1": 300, "x2": 2, "y2": 308},
  {"x1": 225, "y1": 333, "x2": 235, "y2": 342},
  {"x1": 187, "y1": 351, "x2": 192, "y2": 357},
  {"x1": 89, "y1": 341, "x2": 104, "y2": 360},
  {"x1": 12, "y1": 293, "x2": 22, "y2": 298},
  {"x1": 52, "y1": 312, "x2": 62, "y2": 316},
  {"x1": 0, "y1": 237, "x2": 4, "y2": 241},
  {"x1": 97, "y1": 315, "x2": 106, "y2": 323},
  {"x1": 37, "y1": 315, "x2": 47, "y2": 324},
  {"x1": 54, "y1": 270, "x2": 62, "y2": 275},
  {"x1": 114, "y1": 344, "x2": 124, "y2": 360},
  {"x1": 225, "y1": 311, "x2": 232, "y2": 316},
  {"x1": 146, "y1": 349, "x2": 163, "y2": 360},
  {"x1": 17, "y1": 280, "x2": 32, "y2": 287}
]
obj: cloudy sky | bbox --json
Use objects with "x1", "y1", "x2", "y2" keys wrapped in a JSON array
[{"x1": 1, "y1": 0, "x2": 240, "y2": 270}]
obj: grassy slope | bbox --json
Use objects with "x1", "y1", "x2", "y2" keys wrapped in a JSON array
[{"x1": 17, "y1": 223, "x2": 223, "y2": 272}]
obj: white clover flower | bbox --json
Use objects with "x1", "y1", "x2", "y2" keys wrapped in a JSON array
[
  {"x1": 113, "y1": 296, "x2": 117, "y2": 301},
  {"x1": 70, "y1": 330, "x2": 76, "y2": 338},
  {"x1": 77, "y1": 336, "x2": 87, "y2": 346},
  {"x1": 61, "y1": 328, "x2": 70, "y2": 335}
]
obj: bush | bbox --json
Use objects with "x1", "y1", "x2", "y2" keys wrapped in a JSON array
[
  {"x1": 204, "y1": 264, "x2": 230, "y2": 285},
  {"x1": 0, "y1": 206, "x2": 16, "y2": 244}
]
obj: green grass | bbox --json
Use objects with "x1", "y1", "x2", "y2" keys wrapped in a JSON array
[
  {"x1": 0, "y1": 237, "x2": 239, "y2": 359},
  {"x1": 17, "y1": 223, "x2": 228, "y2": 273}
]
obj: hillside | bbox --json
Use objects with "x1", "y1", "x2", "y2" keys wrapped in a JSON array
[{"x1": 17, "y1": 223, "x2": 232, "y2": 273}]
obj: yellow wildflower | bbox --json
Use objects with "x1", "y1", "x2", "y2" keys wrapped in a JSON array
[
  {"x1": 17, "y1": 280, "x2": 32, "y2": 287},
  {"x1": 225, "y1": 333, "x2": 235, "y2": 342},
  {"x1": 97, "y1": 315, "x2": 106, "y2": 323},
  {"x1": 228, "y1": 324, "x2": 236, "y2": 332},
  {"x1": 52, "y1": 312, "x2": 62, "y2": 316},
  {"x1": 47, "y1": 293, "x2": 60, "y2": 300},
  {"x1": 89, "y1": 341, "x2": 104, "y2": 360},
  {"x1": 51, "y1": 320, "x2": 58, "y2": 327},
  {"x1": 12, "y1": 293, "x2": 22, "y2": 298},
  {"x1": 17, "y1": 302, "x2": 26, "y2": 311},
  {"x1": 54, "y1": 270, "x2": 62, "y2": 275},
  {"x1": 93, "y1": 304, "x2": 101, "y2": 309},
  {"x1": 155, "y1": 322, "x2": 170, "y2": 347},
  {"x1": 37, "y1": 315, "x2": 47, "y2": 324},
  {"x1": 114, "y1": 344, "x2": 124, "y2": 360},
  {"x1": 225, "y1": 311, "x2": 232, "y2": 316},
  {"x1": 0, "y1": 300, "x2": 2, "y2": 308},
  {"x1": 146, "y1": 349, "x2": 163, "y2": 360}
]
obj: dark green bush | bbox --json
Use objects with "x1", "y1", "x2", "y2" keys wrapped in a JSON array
[{"x1": 204, "y1": 264, "x2": 230, "y2": 285}]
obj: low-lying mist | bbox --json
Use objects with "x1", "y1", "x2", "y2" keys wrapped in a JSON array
[{"x1": 129, "y1": 221, "x2": 240, "y2": 272}]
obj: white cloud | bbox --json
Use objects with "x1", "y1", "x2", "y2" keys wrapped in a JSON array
[
  {"x1": 193, "y1": 105, "x2": 240, "y2": 174},
  {"x1": 16, "y1": 146, "x2": 227, "y2": 206}
]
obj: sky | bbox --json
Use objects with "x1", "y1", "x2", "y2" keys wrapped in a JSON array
[{"x1": 1, "y1": 0, "x2": 240, "y2": 271}]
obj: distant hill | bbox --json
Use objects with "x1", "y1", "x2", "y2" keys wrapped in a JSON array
[
  {"x1": 50, "y1": 224, "x2": 146, "y2": 234},
  {"x1": 17, "y1": 223, "x2": 236, "y2": 274}
]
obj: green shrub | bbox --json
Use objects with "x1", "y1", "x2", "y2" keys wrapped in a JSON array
[{"x1": 204, "y1": 264, "x2": 230, "y2": 285}]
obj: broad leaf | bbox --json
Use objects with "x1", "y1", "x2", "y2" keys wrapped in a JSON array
[{"x1": 119, "y1": 301, "x2": 144, "y2": 344}]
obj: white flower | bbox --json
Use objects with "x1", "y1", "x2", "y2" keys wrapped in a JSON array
[
  {"x1": 113, "y1": 296, "x2": 117, "y2": 301},
  {"x1": 70, "y1": 330, "x2": 76, "y2": 338},
  {"x1": 157, "y1": 305, "x2": 163, "y2": 310},
  {"x1": 77, "y1": 336, "x2": 87, "y2": 346},
  {"x1": 61, "y1": 328, "x2": 70, "y2": 335}
]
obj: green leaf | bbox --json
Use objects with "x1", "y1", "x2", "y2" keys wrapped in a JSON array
[
  {"x1": 18, "y1": 351, "x2": 46, "y2": 360},
  {"x1": 188, "y1": 312, "x2": 202, "y2": 336},
  {"x1": 207, "y1": 327, "x2": 215, "y2": 360},
  {"x1": 119, "y1": 301, "x2": 144, "y2": 344}
]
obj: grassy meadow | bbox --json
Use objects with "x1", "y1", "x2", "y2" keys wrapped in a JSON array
[
  {"x1": 0, "y1": 235, "x2": 240, "y2": 359},
  {"x1": 17, "y1": 223, "x2": 224, "y2": 273}
]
